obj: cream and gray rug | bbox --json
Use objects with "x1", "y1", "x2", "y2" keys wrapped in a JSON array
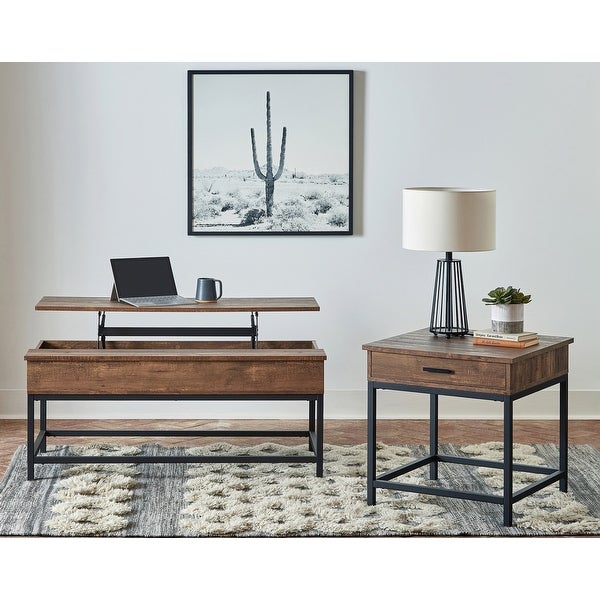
[{"x1": 0, "y1": 442, "x2": 599, "y2": 536}]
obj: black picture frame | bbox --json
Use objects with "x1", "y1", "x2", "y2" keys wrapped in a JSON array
[{"x1": 188, "y1": 69, "x2": 353, "y2": 235}]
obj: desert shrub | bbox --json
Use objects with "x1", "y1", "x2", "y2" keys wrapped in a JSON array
[
  {"x1": 327, "y1": 208, "x2": 348, "y2": 228},
  {"x1": 221, "y1": 200, "x2": 235, "y2": 212},
  {"x1": 329, "y1": 191, "x2": 349, "y2": 207},
  {"x1": 303, "y1": 189, "x2": 322, "y2": 201},
  {"x1": 194, "y1": 204, "x2": 221, "y2": 220},
  {"x1": 240, "y1": 208, "x2": 265, "y2": 226},
  {"x1": 276, "y1": 202, "x2": 307, "y2": 221},
  {"x1": 208, "y1": 195, "x2": 222, "y2": 206},
  {"x1": 268, "y1": 199, "x2": 313, "y2": 231},
  {"x1": 194, "y1": 187, "x2": 212, "y2": 201},
  {"x1": 269, "y1": 216, "x2": 310, "y2": 231},
  {"x1": 313, "y1": 196, "x2": 333, "y2": 215}
]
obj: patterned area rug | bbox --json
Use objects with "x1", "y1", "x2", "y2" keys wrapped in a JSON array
[{"x1": 0, "y1": 441, "x2": 599, "y2": 536}]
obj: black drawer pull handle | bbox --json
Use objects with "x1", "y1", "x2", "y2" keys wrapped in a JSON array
[{"x1": 423, "y1": 367, "x2": 454, "y2": 374}]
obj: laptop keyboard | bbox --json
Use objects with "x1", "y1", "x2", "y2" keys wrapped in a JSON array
[{"x1": 124, "y1": 295, "x2": 195, "y2": 306}]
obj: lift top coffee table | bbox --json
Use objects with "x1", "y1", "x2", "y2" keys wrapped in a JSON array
[
  {"x1": 363, "y1": 328, "x2": 573, "y2": 526},
  {"x1": 25, "y1": 296, "x2": 325, "y2": 480}
]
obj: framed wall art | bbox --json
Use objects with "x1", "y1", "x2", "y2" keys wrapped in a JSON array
[{"x1": 188, "y1": 69, "x2": 353, "y2": 235}]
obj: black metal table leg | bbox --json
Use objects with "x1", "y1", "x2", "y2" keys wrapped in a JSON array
[
  {"x1": 430, "y1": 393, "x2": 439, "y2": 480},
  {"x1": 40, "y1": 397, "x2": 47, "y2": 453},
  {"x1": 27, "y1": 394, "x2": 35, "y2": 481},
  {"x1": 367, "y1": 382, "x2": 377, "y2": 505},
  {"x1": 503, "y1": 397, "x2": 514, "y2": 526},
  {"x1": 559, "y1": 377, "x2": 568, "y2": 492},
  {"x1": 315, "y1": 394, "x2": 324, "y2": 477},
  {"x1": 251, "y1": 312, "x2": 259, "y2": 348},
  {"x1": 97, "y1": 311, "x2": 107, "y2": 349},
  {"x1": 364, "y1": 372, "x2": 570, "y2": 527},
  {"x1": 29, "y1": 393, "x2": 324, "y2": 478},
  {"x1": 308, "y1": 399, "x2": 315, "y2": 452}
]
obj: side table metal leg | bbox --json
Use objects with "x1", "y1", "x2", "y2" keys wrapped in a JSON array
[
  {"x1": 559, "y1": 377, "x2": 568, "y2": 492},
  {"x1": 503, "y1": 398, "x2": 513, "y2": 526},
  {"x1": 27, "y1": 394, "x2": 35, "y2": 481},
  {"x1": 308, "y1": 399, "x2": 315, "y2": 452},
  {"x1": 367, "y1": 382, "x2": 377, "y2": 505},
  {"x1": 430, "y1": 393, "x2": 439, "y2": 480},
  {"x1": 40, "y1": 397, "x2": 47, "y2": 453},
  {"x1": 316, "y1": 394, "x2": 324, "y2": 477}
]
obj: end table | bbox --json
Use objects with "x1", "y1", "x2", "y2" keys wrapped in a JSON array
[{"x1": 363, "y1": 329, "x2": 573, "y2": 526}]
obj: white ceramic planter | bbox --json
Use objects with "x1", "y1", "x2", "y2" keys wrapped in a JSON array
[{"x1": 491, "y1": 304, "x2": 524, "y2": 333}]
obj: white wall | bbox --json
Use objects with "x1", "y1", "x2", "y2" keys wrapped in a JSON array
[{"x1": 1, "y1": 62, "x2": 599, "y2": 419}]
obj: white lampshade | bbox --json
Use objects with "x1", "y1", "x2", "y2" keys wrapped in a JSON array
[{"x1": 402, "y1": 187, "x2": 496, "y2": 252}]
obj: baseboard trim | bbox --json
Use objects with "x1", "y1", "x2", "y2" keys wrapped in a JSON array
[{"x1": 1, "y1": 388, "x2": 599, "y2": 420}]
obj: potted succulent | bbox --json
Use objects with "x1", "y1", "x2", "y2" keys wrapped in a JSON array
[{"x1": 482, "y1": 286, "x2": 532, "y2": 333}]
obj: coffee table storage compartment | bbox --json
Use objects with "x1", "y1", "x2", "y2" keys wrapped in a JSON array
[{"x1": 26, "y1": 340, "x2": 325, "y2": 395}]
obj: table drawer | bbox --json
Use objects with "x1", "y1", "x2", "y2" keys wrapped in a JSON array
[{"x1": 368, "y1": 351, "x2": 507, "y2": 393}]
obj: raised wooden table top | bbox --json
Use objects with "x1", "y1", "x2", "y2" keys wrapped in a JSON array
[
  {"x1": 363, "y1": 328, "x2": 574, "y2": 364},
  {"x1": 35, "y1": 296, "x2": 320, "y2": 313}
]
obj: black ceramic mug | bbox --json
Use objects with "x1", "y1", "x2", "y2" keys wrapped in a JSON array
[{"x1": 195, "y1": 278, "x2": 223, "y2": 302}]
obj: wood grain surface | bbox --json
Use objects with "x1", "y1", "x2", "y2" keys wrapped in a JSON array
[
  {"x1": 35, "y1": 296, "x2": 320, "y2": 313},
  {"x1": 363, "y1": 328, "x2": 573, "y2": 364},
  {"x1": 25, "y1": 340, "x2": 326, "y2": 395}
]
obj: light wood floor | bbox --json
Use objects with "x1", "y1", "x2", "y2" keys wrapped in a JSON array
[{"x1": 1, "y1": 419, "x2": 598, "y2": 478}]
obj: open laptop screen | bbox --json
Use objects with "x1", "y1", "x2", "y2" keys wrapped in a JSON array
[{"x1": 111, "y1": 257, "x2": 178, "y2": 298}]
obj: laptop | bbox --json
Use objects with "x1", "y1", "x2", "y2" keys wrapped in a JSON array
[{"x1": 110, "y1": 256, "x2": 196, "y2": 307}]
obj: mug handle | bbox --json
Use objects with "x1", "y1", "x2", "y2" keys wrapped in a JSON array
[{"x1": 215, "y1": 279, "x2": 223, "y2": 300}]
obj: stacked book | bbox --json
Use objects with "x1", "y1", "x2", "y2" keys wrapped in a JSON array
[{"x1": 472, "y1": 329, "x2": 539, "y2": 348}]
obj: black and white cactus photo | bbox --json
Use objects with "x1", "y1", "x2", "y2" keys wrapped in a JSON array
[{"x1": 188, "y1": 70, "x2": 353, "y2": 235}]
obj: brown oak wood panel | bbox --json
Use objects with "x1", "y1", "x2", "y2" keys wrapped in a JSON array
[
  {"x1": 509, "y1": 346, "x2": 569, "y2": 394},
  {"x1": 35, "y1": 296, "x2": 320, "y2": 313},
  {"x1": 27, "y1": 360, "x2": 325, "y2": 395},
  {"x1": 25, "y1": 340, "x2": 326, "y2": 395},
  {"x1": 27, "y1": 340, "x2": 326, "y2": 361},
  {"x1": 363, "y1": 329, "x2": 573, "y2": 365},
  {"x1": 369, "y1": 351, "x2": 508, "y2": 393}
]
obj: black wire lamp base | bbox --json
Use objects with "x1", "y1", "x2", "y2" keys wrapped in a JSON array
[{"x1": 430, "y1": 252, "x2": 469, "y2": 337}]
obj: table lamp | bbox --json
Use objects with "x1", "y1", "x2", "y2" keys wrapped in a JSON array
[{"x1": 402, "y1": 187, "x2": 496, "y2": 337}]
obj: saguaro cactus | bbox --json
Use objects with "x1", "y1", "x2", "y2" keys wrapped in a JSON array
[{"x1": 250, "y1": 91, "x2": 287, "y2": 217}]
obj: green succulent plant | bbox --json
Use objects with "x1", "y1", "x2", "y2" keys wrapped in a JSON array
[{"x1": 482, "y1": 286, "x2": 532, "y2": 305}]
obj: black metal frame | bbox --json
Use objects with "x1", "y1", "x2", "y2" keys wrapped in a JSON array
[
  {"x1": 97, "y1": 310, "x2": 260, "y2": 349},
  {"x1": 27, "y1": 393, "x2": 324, "y2": 481},
  {"x1": 367, "y1": 376, "x2": 568, "y2": 527},
  {"x1": 430, "y1": 252, "x2": 469, "y2": 337}
]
